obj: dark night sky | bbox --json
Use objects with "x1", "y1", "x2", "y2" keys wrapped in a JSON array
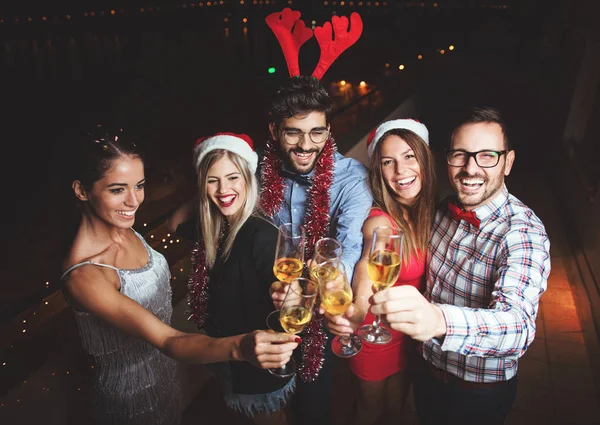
[{"x1": 0, "y1": 0, "x2": 518, "y2": 14}]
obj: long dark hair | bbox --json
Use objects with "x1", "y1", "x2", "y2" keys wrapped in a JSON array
[{"x1": 368, "y1": 128, "x2": 436, "y2": 263}]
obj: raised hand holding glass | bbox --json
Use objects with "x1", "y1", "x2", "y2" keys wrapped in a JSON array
[
  {"x1": 358, "y1": 226, "x2": 403, "y2": 344},
  {"x1": 273, "y1": 223, "x2": 305, "y2": 283},
  {"x1": 318, "y1": 263, "x2": 362, "y2": 358},
  {"x1": 267, "y1": 278, "x2": 318, "y2": 378}
]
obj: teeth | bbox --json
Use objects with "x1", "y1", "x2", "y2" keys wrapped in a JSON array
[
  {"x1": 461, "y1": 178, "x2": 484, "y2": 185},
  {"x1": 218, "y1": 195, "x2": 235, "y2": 203},
  {"x1": 117, "y1": 209, "x2": 136, "y2": 217},
  {"x1": 295, "y1": 152, "x2": 312, "y2": 158},
  {"x1": 397, "y1": 177, "x2": 416, "y2": 186}
]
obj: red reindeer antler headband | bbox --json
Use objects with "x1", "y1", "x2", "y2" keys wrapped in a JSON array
[{"x1": 265, "y1": 8, "x2": 363, "y2": 80}]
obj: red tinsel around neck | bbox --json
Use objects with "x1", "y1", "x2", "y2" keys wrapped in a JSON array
[
  {"x1": 302, "y1": 139, "x2": 335, "y2": 261},
  {"x1": 259, "y1": 138, "x2": 336, "y2": 383}
]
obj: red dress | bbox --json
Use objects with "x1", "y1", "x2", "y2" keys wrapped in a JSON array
[{"x1": 347, "y1": 208, "x2": 426, "y2": 381}]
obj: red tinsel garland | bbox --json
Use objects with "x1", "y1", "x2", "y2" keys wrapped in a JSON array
[
  {"x1": 258, "y1": 139, "x2": 287, "y2": 218},
  {"x1": 187, "y1": 241, "x2": 209, "y2": 328},
  {"x1": 259, "y1": 138, "x2": 336, "y2": 383}
]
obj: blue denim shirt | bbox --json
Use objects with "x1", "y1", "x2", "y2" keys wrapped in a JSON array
[{"x1": 272, "y1": 152, "x2": 372, "y2": 282}]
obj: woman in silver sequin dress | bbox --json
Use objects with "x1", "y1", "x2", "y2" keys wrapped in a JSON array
[{"x1": 61, "y1": 128, "x2": 299, "y2": 425}]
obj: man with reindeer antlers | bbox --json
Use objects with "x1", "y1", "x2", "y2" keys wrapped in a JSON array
[
  {"x1": 168, "y1": 8, "x2": 371, "y2": 424},
  {"x1": 263, "y1": 8, "x2": 372, "y2": 425}
]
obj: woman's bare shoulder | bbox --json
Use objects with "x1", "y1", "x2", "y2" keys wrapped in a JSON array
[
  {"x1": 63, "y1": 239, "x2": 120, "y2": 285},
  {"x1": 362, "y1": 213, "x2": 394, "y2": 234}
]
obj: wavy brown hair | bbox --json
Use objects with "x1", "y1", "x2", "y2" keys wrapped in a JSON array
[{"x1": 368, "y1": 128, "x2": 436, "y2": 264}]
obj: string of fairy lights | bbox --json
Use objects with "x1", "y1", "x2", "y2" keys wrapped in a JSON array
[
  {"x1": 0, "y1": 8, "x2": 462, "y2": 412},
  {"x1": 0, "y1": 224, "x2": 192, "y2": 410},
  {"x1": 0, "y1": 1, "x2": 510, "y2": 25},
  {"x1": 2, "y1": 224, "x2": 186, "y2": 336},
  {"x1": 326, "y1": 43, "x2": 455, "y2": 99}
]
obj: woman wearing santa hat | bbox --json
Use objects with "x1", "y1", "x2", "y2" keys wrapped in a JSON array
[
  {"x1": 323, "y1": 119, "x2": 436, "y2": 425},
  {"x1": 61, "y1": 127, "x2": 298, "y2": 425},
  {"x1": 177, "y1": 132, "x2": 298, "y2": 424}
]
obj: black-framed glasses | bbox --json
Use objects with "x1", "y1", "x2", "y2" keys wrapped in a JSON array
[
  {"x1": 446, "y1": 149, "x2": 510, "y2": 168},
  {"x1": 282, "y1": 128, "x2": 330, "y2": 145}
]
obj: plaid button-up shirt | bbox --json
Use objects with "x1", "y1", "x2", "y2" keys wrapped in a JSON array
[{"x1": 422, "y1": 186, "x2": 551, "y2": 383}]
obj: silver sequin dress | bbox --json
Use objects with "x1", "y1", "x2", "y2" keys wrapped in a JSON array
[{"x1": 62, "y1": 230, "x2": 182, "y2": 425}]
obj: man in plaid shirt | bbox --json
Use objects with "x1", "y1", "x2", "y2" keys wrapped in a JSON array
[{"x1": 370, "y1": 106, "x2": 551, "y2": 425}]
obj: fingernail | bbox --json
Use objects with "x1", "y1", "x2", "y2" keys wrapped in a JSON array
[{"x1": 295, "y1": 337, "x2": 302, "y2": 343}]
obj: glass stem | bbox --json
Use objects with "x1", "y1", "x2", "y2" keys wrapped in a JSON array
[
  {"x1": 372, "y1": 314, "x2": 382, "y2": 332},
  {"x1": 339, "y1": 334, "x2": 351, "y2": 347}
]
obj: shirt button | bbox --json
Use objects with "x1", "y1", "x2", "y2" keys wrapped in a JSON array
[
  {"x1": 295, "y1": 183, "x2": 299, "y2": 187},
  {"x1": 293, "y1": 208, "x2": 297, "y2": 212}
]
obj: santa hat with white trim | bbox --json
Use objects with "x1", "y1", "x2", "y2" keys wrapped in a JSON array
[
  {"x1": 193, "y1": 132, "x2": 258, "y2": 173},
  {"x1": 366, "y1": 119, "x2": 429, "y2": 159}
]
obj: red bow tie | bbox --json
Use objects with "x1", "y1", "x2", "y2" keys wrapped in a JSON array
[{"x1": 448, "y1": 202, "x2": 480, "y2": 229}]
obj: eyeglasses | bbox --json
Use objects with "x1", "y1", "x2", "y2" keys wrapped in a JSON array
[
  {"x1": 446, "y1": 149, "x2": 510, "y2": 168},
  {"x1": 282, "y1": 128, "x2": 330, "y2": 145}
]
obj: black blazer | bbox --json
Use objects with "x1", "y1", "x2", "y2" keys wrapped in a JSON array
[{"x1": 177, "y1": 215, "x2": 291, "y2": 394}]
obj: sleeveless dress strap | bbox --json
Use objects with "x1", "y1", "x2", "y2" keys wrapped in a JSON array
[
  {"x1": 61, "y1": 261, "x2": 120, "y2": 280},
  {"x1": 62, "y1": 229, "x2": 149, "y2": 280},
  {"x1": 369, "y1": 207, "x2": 398, "y2": 229},
  {"x1": 131, "y1": 228, "x2": 149, "y2": 246}
]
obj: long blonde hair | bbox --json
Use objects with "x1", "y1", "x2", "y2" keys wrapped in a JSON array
[
  {"x1": 368, "y1": 129, "x2": 436, "y2": 264},
  {"x1": 196, "y1": 149, "x2": 259, "y2": 268}
]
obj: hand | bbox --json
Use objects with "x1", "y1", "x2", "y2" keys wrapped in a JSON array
[
  {"x1": 269, "y1": 281, "x2": 289, "y2": 310},
  {"x1": 370, "y1": 285, "x2": 447, "y2": 342},
  {"x1": 319, "y1": 286, "x2": 366, "y2": 336},
  {"x1": 320, "y1": 304, "x2": 358, "y2": 336},
  {"x1": 240, "y1": 330, "x2": 300, "y2": 369}
]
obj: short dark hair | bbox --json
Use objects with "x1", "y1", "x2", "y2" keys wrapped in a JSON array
[
  {"x1": 268, "y1": 76, "x2": 332, "y2": 130},
  {"x1": 71, "y1": 126, "x2": 143, "y2": 191},
  {"x1": 452, "y1": 106, "x2": 510, "y2": 149}
]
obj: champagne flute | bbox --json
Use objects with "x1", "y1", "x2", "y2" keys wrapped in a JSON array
[
  {"x1": 319, "y1": 263, "x2": 362, "y2": 358},
  {"x1": 310, "y1": 237, "x2": 343, "y2": 282},
  {"x1": 310, "y1": 258, "x2": 341, "y2": 283},
  {"x1": 267, "y1": 277, "x2": 318, "y2": 378},
  {"x1": 358, "y1": 226, "x2": 403, "y2": 345},
  {"x1": 313, "y1": 237, "x2": 343, "y2": 263},
  {"x1": 273, "y1": 223, "x2": 305, "y2": 284}
]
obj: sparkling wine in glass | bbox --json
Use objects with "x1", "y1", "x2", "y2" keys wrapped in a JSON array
[
  {"x1": 319, "y1": 263, "x2": 362, "y2": 358},
  {"x1": 267, "y1": 277, "x2": 318, "y2": 378},
  {"x1": 358, "y1": 226, "x2": 403, "y2": 345},
  {"x1": 309, "y1": 237, "x2": 343, "y2": 284},
  {"x1": 310, "y1": 258, "x2": 341, "y2": 283},
  {"x1": 309, "y1": 238, "x2": 343, "y2": 280},
  {"x1": 273, "y1": 223, "x2": 305, "y2": 283}
]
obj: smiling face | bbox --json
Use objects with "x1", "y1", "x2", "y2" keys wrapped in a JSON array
[
  {"x1": 76, "y1": 156, "x2": 145, "y2": 228},
  {"x1": 206, "y1": 156, "x2": 248, "y2": 220},
  {"x1": 379, "y1": 135, "x2": 423, "y2": 207},
  {"x1": 448, "y1": 122, "x2": 515, "y2": 210},
  {"x1": 270, "y1": 111, "x2": 330, "y2": 175}
]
